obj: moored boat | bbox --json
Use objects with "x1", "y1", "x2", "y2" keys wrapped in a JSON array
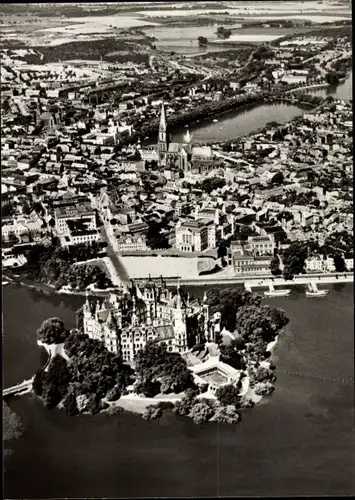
[
  {"x1": 306, "y1": 280, "x2": 329, "y2": 297},
  {"x1": 2, "y1": 280, "x2": 9, "y2": 286},
  {"x1": 264, "y1": 281, "x2": 291, "y2": 297}
]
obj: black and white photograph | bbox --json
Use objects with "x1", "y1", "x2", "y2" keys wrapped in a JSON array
[{"x1": 1, "y1": 0, "x2": 354, "y2": 498}]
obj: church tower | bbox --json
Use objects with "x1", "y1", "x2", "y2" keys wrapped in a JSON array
[{"x1": 158, "y1": 102, "x2": 168, "y2": 166}]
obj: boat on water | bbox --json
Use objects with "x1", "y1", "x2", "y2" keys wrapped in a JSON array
[
  {"x1": 306, "y1": 280, "x2": 328, "y2": 297},
  {"x1": 2, "y1": 280, "x2": 9, "y2": 286},
  {"x1": 264, "y1": 281, "x2": 291, "y2": 297},
  {"x1": 213, "y1": 118, "x2": 218, "y2": 123}
]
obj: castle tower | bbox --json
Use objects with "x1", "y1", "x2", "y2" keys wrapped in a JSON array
[
  {"x1": 158, "y1": 102, "x2": 168, "y2": 166},
  {"x1": 131, "y1": 295, "x2": 138, "y2": 327},
  {"x1": 173, "y1": 280, "x2": 187, "y2": 353},
  {"x1": 202, "y1": 291, "x2": 210, "y2": 342}
]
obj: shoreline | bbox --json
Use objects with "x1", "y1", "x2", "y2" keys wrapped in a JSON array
[{"x1": 4, "y1": 269, "x2": 352, "y2": 295}]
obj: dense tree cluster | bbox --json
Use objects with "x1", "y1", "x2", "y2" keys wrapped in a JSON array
[
  {"x1": 216, "y1": 26, "x2": 232, "y2": 39},
  {"x1": 135, "y1": 342, "x2": 196, "y2": 397},
  {"x1": 37, "y1": 317, "x2": 69, "y2": 344},
  {"x1": 21, "y1": 244, "x2": 112, "y2": 290},
  {"x1": 215, "y1": 384, "x2": 241, "y2": 407},
  {"x1": 206, "y1": 288, "x2": 262, "y2": 332},
  {"x1": 196, "y1": 176, "x2": 226, "y2": 194},
  {"x1": 219, "y1": 338, "x2": 245, "y2": 369},
  {"x1": 198, "y1": 36, "x2": 208, "y2": 47},
  {"x1": 270, "y1": 256, "x2": 282, "y2": 276},
  {"x1": 173, "y1": 390, "x2": 241, "y2": 425},
  {"x1": 64, "y1": 331, "x2": 133, "y2": 398},
  {"x1": 146, "y1": 220, "x2": 171, "y2": 250},
  {"x1": 33, "y1": 355, "x2": 72, "y2": 410},
  {"x1": 280, "y1": 242, "x2": 308, "y2": 280},
  {"x1": 33, "y1": 328, "x2": 134, "y2": 415},
  {"x1": 236, "y1": 303, "x2": 288, "y2": 347}
]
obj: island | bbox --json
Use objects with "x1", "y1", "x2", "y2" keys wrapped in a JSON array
[{"x1": 30, "y1": 284, "x2": 288, "y2": 425}]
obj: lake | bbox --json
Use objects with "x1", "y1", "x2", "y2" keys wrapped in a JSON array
[
  {"x1": 305, "y1": 71, "x2": 353, "y2": 101},
  {"x1": 142, "y1": 24, "x2": 243, "y2": 55},
  {"x1": 4, "y1": 283, "x2": 355, "y2": 497},
  {"x1": 171, "y1": 102, "x2": 305, "y2": 144},
  {"x1": 168, "y1": 72, "x2": 352, "y2": 144}
]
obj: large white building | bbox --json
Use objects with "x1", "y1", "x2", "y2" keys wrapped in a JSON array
[
  {"x1": 175, "y1": 219, "x2": 209, "y2": 252},
  {"x1": 83, "y1": 281, "x2": 220, "y2": 362},
  {"x1": 55, "y1": 202, "x2": 96, "y2": 236}
]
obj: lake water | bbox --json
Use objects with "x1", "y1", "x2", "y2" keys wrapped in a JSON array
[
  {"x1": 171, "y1": 102, "x2": 305, "y2": 144},
  {"x1": 305, "y1": 71, "x2": 353, "y2": 101},
  {"x1": 169, "y1": 72, "x2": 352, "y2": 144},
  {"x1": 4, "y1": 283, "x2": 355, "y2": 497},
  {"x1": 143, "y1": 24, "x2": 243, "y2": 55}
]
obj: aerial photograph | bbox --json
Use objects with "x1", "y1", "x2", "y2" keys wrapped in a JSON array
[{"x1": 1, "y1": 0, "x2": 354, "y2": 498}]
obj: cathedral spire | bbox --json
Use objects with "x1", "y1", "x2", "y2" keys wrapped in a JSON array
[{"x1": 159, "y1": 102, "x2": 167, "y2": 131}]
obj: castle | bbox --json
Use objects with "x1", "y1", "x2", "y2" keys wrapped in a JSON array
[{"x1": 83, "y1": 279, "x2": 221, "y2": 362}]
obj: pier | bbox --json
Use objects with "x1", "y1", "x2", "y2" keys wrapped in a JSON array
[{"x1": 3, "y1": 377, "x2": 34, "y2": 398}]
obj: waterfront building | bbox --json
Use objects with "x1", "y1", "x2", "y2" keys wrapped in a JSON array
[
  {"x1": 189, "y1": 356, "x2": 241, "y2": 395},
  {"x1": 82, "y1": 281, "x2": 221, "y2": 362}
]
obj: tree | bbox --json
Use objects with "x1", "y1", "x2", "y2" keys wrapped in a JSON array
[
  {"x1": 270, "y1": 256, "x2": 282, "y2": 276},
  {"x1": 282, "y1": 266, "x2": 294, "y2": 281},
  {"x1": 271, "y1": 172, "x2": 284, "y2": 186},
  {"x1": 217, "y1": 241, "x2": 228, "y2": 259},
  {"x1": 76, "y1": 306, "x2": 84, "y2": 331},
  {"x1": 333, "y1": 253, "x2": 347, "y2": 272},
  {"x1": 219, "y1": 338, "x2": 245, "y2": 369},
  {"x1": 142, "y1": 404, "x2": 163, "y2": 420},
  {"x1": 209, "y1": 404, "x2": 240, "y2": 423},
  {"x1": 62, "y1": 392, "x2": 79, "y2": 416},
  {"x1": 216, "y1": 27, "x2": 232, "y2": 39},
  {"x1": 198, "y1": 36, "x2": 208, "y2": 47},
  {"x1": 37, "y1": 317, "x2": 68, "y2": 344},
  {"x1": 135, "y1": 341, "x2": 195, "y2": 396},
  {"x1": 254, "y1": 381, "x2": 274, "y2": 396},
  {"x1": 173, "y1": 389, "x2": 198, "y2": 416},
  {"x1": 325, "y1": 71, "x2": 340, "y2": 85},
  {"x1": 188, "y1": 400, "x2": 214, "y2": 424},
  {"x1": 106, "y1": 385, "x2": 121, "y2": 402},
  {"x1": 134, "y1": 378, "x2": 161, "y2": 398},
  {"x1": 216, "y1": 384, "x2": 241, "y2": 407}
]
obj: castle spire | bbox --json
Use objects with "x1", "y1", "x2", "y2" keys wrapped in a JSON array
[
  {"x1": 176, "y1": 278, "x2": 181, "y2": 310},
  {"x1": 183, "y1": 128, "x2": 191, "y2": 144}
]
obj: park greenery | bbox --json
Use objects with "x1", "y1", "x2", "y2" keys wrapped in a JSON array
[
  {"x1": 19, "y1": 243, "x2": 112, "y2": 291},
  {"x1": 134, "y1": 341, "x2": 196, "y2": 397},
  {"x1": 33, "y1": 322, "x2": 134, "y2": 414},
  {"x1": 32, "y1": 285, "x2": 289, "y2": 423}
]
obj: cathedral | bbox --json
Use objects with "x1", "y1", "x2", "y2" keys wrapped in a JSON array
[
  {"x1": 157, "y1": 102, "x2": 192, "y2": 169},
  {"x1": 156, "y1": 102, "x2": 218, "y2": 172},
  {"x1": 83, "y1": 279, "x2": 221, "y2": 363}
]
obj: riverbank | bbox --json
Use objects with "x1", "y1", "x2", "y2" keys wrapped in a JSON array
[{"x1": 161, "y1": 271, "x2": 354, "y2": 287}]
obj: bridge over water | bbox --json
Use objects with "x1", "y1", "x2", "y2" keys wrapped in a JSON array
[{"x1": 3, "y1": 377, "x2": 34, "y2": 398}]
